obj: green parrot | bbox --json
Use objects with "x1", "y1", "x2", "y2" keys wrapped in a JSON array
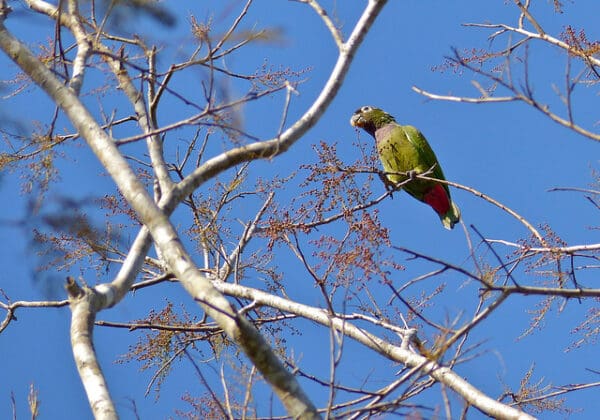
[{"x1": 350, "y1": 106, "x2": 460, "y2": 230}]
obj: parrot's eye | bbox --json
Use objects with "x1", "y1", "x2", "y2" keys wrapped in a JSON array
[{"x1": 361, "y1": 106, "x2": 372, "y2": 112}]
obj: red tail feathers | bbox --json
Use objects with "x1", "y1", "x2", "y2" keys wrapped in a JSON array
[{"x1": 423, "y1": 184, "x2": 450, "y2": 216}]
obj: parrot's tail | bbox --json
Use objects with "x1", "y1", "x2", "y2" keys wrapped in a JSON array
[
  {"x1": 422, "y1": 184, "x2": 461, "y2": 230},
  {"x1": 441, "y1": 201, "x2": 461, "y2": 230}
]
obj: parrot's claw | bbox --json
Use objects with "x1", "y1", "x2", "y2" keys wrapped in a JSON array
[
  {"x1": 378, "y1": 172, "x2": 396, "y2": 192},
  {"x1": 407, "y1": 170, "x2": 417, "y2": 180}
]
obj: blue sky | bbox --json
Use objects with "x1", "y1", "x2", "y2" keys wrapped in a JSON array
[{"x1": 1, "y1": 1, "x2": 599, "y2": 418}]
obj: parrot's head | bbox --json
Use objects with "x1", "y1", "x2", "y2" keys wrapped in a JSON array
[{"x1": 350, "y1": 106, "x2": 395, "y2": 137}]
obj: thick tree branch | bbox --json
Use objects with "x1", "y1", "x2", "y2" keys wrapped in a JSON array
[
  {"x1": 65, "y1": 0, "x2": 90, "y2": 95},
  {"x1": 66, "y1": 277, "x2": 117, "y2": 419},
  {"x1": 0, "y1": 13, "x2": 318, "y2": 419},
  {"x1": 213, "y1": 281, "x2": 536, "y2": 419},
  {"x1": 0, "y1": 0, "x2": 393, "y2": 416}
]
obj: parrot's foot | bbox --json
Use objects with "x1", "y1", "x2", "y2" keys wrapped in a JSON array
[
  {"x1": 378, "y1": 172, "x2": 397, "y2": 192},
  {"x1": 406, "y1": 170, "x2": 417, "y2": 180}
]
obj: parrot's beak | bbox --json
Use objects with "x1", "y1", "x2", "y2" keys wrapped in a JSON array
[{"x1": 350, "y1": 113, "x2": 363, "y2": 127}]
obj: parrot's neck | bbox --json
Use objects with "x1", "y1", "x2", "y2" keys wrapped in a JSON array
[
  {"x1": 374, "y1": 124, "x2": 397, "y2": 145},
  {"x1": 365, "y1": 113, "x2": 396, "y2": 137}
]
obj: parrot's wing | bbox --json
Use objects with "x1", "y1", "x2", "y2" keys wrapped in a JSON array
[
  {"x1": 401, "y1": 125, "x2": 452, "y2": 197},
  {"x1": 401, "y1": 125, "x2": 448, "y2": 181}
]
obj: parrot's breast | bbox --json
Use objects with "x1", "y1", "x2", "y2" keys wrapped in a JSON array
[{"x1": 375, "y1": 124, "x2": 422, "y2": 182}]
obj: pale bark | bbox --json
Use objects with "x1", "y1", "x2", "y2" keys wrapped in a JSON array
[
  {"x1": 0, "y1": 1, "x2": 546, "y2": 418},
  {"x1": 0, "y1": 1, "x2": 388, "y2": 418},
  {"x1": 66, "y1": 278, "x2": 117, "y2": 420},
  {"x1": 213, "y1": 281, "x2": 536, "y2": 420}
]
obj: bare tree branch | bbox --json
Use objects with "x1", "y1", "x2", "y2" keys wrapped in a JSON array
[
  {"x1": 213, "y1": 281, "x2": 536, "y2": 419},
  {"x1": 172, "y1": 0, "x2": 389, "y2": 202},
  {"x1": 66, "y1": 277, "x2": 117, "y2": 419},
  {"x1": 0, "y1": 1, "x2": 390, "y2": 418}
]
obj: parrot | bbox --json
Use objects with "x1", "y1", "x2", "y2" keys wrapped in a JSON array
[{"x1": 350, "y1": 105, "x2": 460, "y2": 230}]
